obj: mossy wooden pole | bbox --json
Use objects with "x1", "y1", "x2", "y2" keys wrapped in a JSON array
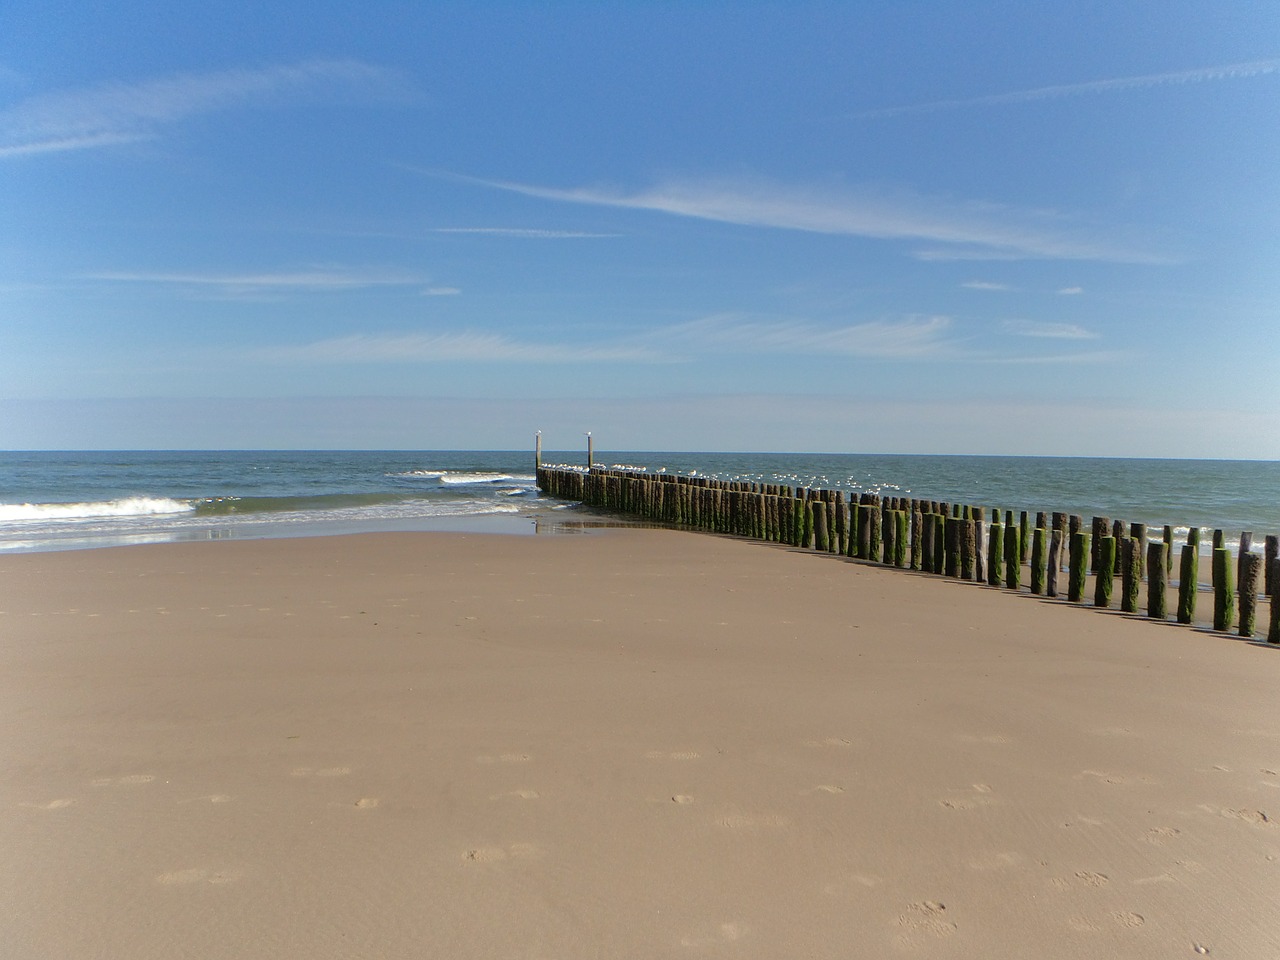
[
  {"x1": 834, "y1": 492, "x2": 847, "y2": 555},
  {"x1": 1046, "y1": 529, "x2": 1063, "y2": 597},
  {"x1": 1094, "y1": 537, "x2": 1116, "y2": 608},
  {"x1": 1091, "y1": 517, "x2": 1112, "y2": 573},
  {"x1": 1019, "y1": 511, "x2": 1031, "y2": 564},
  {"x1": 857, "y1": 505, "x2": 872, "y2": 559},
  {"x1": 944, "y1": 517, "x2": 960, "y2": 578},
  {"x1": 1212, "y1": 547, "x2": 1235, "y2": 632},
  {"x1": 961, "y1": 517, "x2": 977, "y2": 580},
  {"x1": 1164, "y1": 525, "x2": 1175, "y2": 575},
  {"x1": 870, "y1": 507, "x2": 883, "y2": 563},
  {"x1": 910, "y1": 506, "x2": 923, "y2": 570},
  {"x1": 1239, "y1": 552, "x2": 1262, "y2": 638},
  {"x1": 1121, "y1": 538, "x2": 1141, "y2": 613},
  {"x1": 1147, "y1": 542, "x2": 1168, "y2": 619},
  {"x1": 1030, "y1": 527, "x2": 1047, "y2": 595},
  {"x1": 586, "y1": 433, "x2": 593, "y2": 470},
  {"x1": 932, "y1": 514, "x2": 946, "y2": 574},
  {"x1": 973, "y1": 511, "x2": 986, "y2": 583},
  {"x1": 896, "y1": 510, "x2": 910, "y2": 568},
  {"x1": 882, "y1": 508, "x2": 897, "y2": 565},
  {"x1": 1069, "y1": 532, "x2": 1090, "y2": 602},
  {"x1": 1270, "y1": 557, "x2": 1280, "y2": 644},
  {"x1": 1129, "y1": 523, "x2": 1147, "y2": 579},
  {"x1": 803, "y1": 499, "x2": 815, "y2": 549},
  {"x1": 1003, "y1": 524, "x2": 1020, "y2": 590},
  {"x1": 987, "y1": 521, "x2": 1004, "y2": 587},
  {"x1": 1265, "y1": 535, "x2": 1279, "y2": 597},
  {"x1": 1177, "y1": 545, "x2": 1198, "y2": 624},
  {"x1": 812, "y1": 499, "x2": 829, "y2": 552}
]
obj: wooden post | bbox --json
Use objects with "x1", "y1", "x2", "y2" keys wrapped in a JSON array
[
  {"x1": 883, "y1": 508, "x2": 898, "y2": 565},
  {"x1": 987, "y1": 522, "x2": 1004, "y2": 587},
  {"x1": 1266, "y1": 535, "x2": 1279, "y2": 597},
  {"x1": 1046, "y1": 529, "x2": 1063, "y2": 597},
  {"x1": 1090, "y1": 517, "x2": 1109, "y2": 572},
  {"x1": 932, "y1": 514, "x2": 946, "y2": 574},
  {"x1": 1239, "y1": 552, "x2": 1262, "y2": 638},
  {"x1": 1270, "y1": 558, "x2": 1280, "y2": 644},
  {"x1": 1163, "y1": 525, "x2": 1175, "y2": 575},
  {"x1": 1177, "y1": 545, "x2": 1198, "y2": 624},
  {"x1": 834, "y1": 492, "x2": 847, "y2": 555},
  {"x1": 1019, "y1": 511, "x2": 1031, "y2": 564},
  {"x1": 1094, "y1": 537, "x2": 1116, "y2": 608},
  {"x1": 1147, "y1": 542, "x2": 1168, "y2": 619},
  {"x1": 1212, "y1": 547, "x2": 1235, "y2": 633},
  {"x1": 813, "y1": 499, "x2": 829, "y2": 552},
  {"x1": 1030, "y1": 528, "x2": 1047, "y2": 595},
  {"x1": 910, "y1": 505, "x2": 923, "y2": 570},
  {"x1": 586, "y1": 433, "x2": 593, "y2": 469},
  {"x1": 973, "y1": 511, "x2": 986, "y2": 583},
  {"x1": 870, "y1": 507, "x2": 883, "y2": 563},
  {"x1": 1129, "y1": 523, "x2": 1147, "y2": 579},
  {"x1": 896, "y1": 510, "x2": 910, "y2": 568},
  {"x1": 535, "y1": 431, "x2": 542, "y2": 469},
  {"x1": 961, "y1": 517, "x2": 976, "y2": 580},
  {"x1": 1004, "y1": 524, "x2": 1020, "y2": 590},
  {"x1": 1238, "y1": 532, "x2": 1254, "y2": 588},
  {"x1": 1121, "y1": 537, "x2": 1141, "y2": 613},
  {"x1": 945, "y1": 517, "x2": 960, "y2": 578}
]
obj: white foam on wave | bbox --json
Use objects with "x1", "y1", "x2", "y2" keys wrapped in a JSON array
[
  {"x1": 438, "y1": 472, "x2": 514, "y2": 485},
  {"x1": 0, "y1": 497, "x2": 195, "y2": 523}
]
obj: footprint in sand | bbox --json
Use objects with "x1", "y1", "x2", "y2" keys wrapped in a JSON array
[
  {"x1": 1144, "y1": 826, "x2": 1181, "y2": 844},
  {"x1": 671, "y1": 795, "x2": 695, "y2": 804},
  {"x1": 156, "y1": 867, "x2": 241, "y2": 885},
  {"x1": 805, "y1": 784, "x2": 846, "y2": 796},
  {"x1": 20, "y1": 799, "x2": 75, "y2": 810},
  {"x1": 489, "y1": 789, "x2": 540, "y2": 800},
  {"x1": 679, "y1": 921, "x2": 747, "y2": 948},
  {"x1": 353, "y1": 798, "x2": 379, "y2": 808},
  {"x1": 715, "y1": 811, "x2": 789, "y2": 831},
  {"x1": 894, "y1": 901, "x2": 957, "y2": 950},
  {"x1": 803, "y1": 737, "x2": 853, "y2": 748},
  {"x1": 938, "y1": 785, "x2": 996, "y2": 811},
  {"x1": 92, "y1": 774, "x2": 155, "y2": 787},
  {"x1": 1050, "y1": 871, "x2": 1109, "y2": 890},
  {"x1": 462, "y1": 842, "x2": 542, "y2": 863}
]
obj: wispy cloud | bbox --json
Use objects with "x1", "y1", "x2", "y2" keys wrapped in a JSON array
[
  {"x1": 961, "y1": 280, "x2": 1012, "y2": 291},
  {"x1": 660, "y1": 314, "x2": 956, "y2": 359},
  {"x1": 1002, "y1": 319, "x2": 1099, "y2": 340},
  {"x1": 424, "y1": 286, "x2": 461, "y2": 296},
  {"x1": 418, "y1": 168, "x2": 1172, "y2": 264},
  {"x1": 1, "y1": 59, "x2": 406, "y2": 159},
  {"x1": 1057, "y1": 286, "x2": 1084, "y2": 295},
  {"x1": 432, "y1": 227, "x2": 622, "y2": 239},
  {"x1": 83, "y1": 266, "x2": 426, "y2": 293},
  {"x1": 253, "y1": 332, "x2": 665, "y2": 365},
  {"x1": 852, "y1": 57, "x2": 1280, "y2": 120}
]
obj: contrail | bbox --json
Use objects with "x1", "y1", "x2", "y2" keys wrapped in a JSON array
[{"x1": 852, "y1": 57, "x2": 1280, "y2": 120}]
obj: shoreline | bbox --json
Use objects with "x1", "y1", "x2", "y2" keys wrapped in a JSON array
[{"x1": 4, "y1": 528, "x2": 1278, "y2": 958}]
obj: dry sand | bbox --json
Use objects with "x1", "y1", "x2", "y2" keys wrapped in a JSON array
[{"x1": 3, "y1": 528, "x2": 1278, "y2": 959}]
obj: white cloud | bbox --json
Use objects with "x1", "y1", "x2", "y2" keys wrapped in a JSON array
[
  {"x1": 83, "y1": 267, "x2": 424, "y2": 292},
  {"x1": 1002, "y1": 319, "x2": 1099, "y2": 340},
  {"x1": 1057, "y1": 286, "x2": 1084, "y2": 295},
  {"x1": 961, "y1": 280, "x2": 1012, "y2": 291},
  {"x1": 1, "y1": 60, "x2": 406, "y2": 158},
  {"x1": 252, "y1": 332, "x2": 666, "y2": 365},
  {"x1": 431, "y1": 227, "x2": 621, "y2": 239},
  {"x1": 660, "y1": 314, "x2": 955, "y2": 359},
  {"x1": 853, "y1": 57, "x2": 1280, "y2": 119},
  {"x1": 423, "y1": 168, "x2": 1172, "y2": 264},
  {"x1": 424, "y1": 286, "x2": 461, "y2": 296}
]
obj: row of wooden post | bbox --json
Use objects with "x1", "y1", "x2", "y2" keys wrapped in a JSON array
[{"x1": 535, "y1": 464, "x2": 1280, "y2": 643}]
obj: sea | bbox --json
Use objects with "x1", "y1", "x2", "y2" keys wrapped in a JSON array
[{"x1": 1, "y1": 450, "x2": 1277, "y2": 556}]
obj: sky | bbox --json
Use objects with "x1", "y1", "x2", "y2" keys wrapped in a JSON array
[{"x1": 2, "y1": 1, "x2": 1278, "y2": 456}]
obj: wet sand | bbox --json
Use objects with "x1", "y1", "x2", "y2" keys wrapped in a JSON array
[{"x1": 3, "y1": 529, "x2": 1278, "y2": 958}]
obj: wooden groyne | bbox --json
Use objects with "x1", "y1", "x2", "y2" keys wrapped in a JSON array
[{"x1": 536, "y1": 461, "x2": 1280, "y2": 645}]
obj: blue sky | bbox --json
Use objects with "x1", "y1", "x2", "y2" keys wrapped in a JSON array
[{"x1": 2, "y1": 1, "x2": 1277, "y2": 455}]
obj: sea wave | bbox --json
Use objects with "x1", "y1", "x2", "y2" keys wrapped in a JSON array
[{"x1": 0, "y1": 497, "x2": 196, "y2": 523}]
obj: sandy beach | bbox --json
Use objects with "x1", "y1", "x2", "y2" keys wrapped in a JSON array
[{"x1": 3, "y1": 528, "x2": 1278, "y2": 959}]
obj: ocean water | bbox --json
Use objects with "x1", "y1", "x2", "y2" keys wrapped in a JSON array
[{"x1": 1, "y1": 450, "x2": 1277, "y2": 555}]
